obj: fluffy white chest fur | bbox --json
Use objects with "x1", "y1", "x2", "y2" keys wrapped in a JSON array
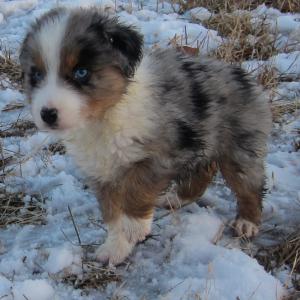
[{"x1": 62, "y1": 58, "x2": 157, "y2": 182}]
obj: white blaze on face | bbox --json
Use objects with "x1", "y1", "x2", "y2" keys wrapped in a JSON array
[{"x1": 31, "y1": 14, "x2": 86, "y2": 131}]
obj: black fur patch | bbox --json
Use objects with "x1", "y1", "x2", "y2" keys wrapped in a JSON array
[
  {"x1": 235, "y1": 131, "x2": 258, "y2": 157},
  {"x1": 108, "y1": 24, "x2": 143, "y2": 77},
  {"x1": 76, "y1": 39, "x2": 103, "y2": 69},
  {"x1": 181, "y1": 61, "x2": 193, "y2": 71},
  {"x1": 181, "y1": 61, "x2": 211, "y2": 119},
  {"x1": 176, "y1": 120, "x2": 199, "y2": 150},
  {"x1": 197, "y1": 64, "x2": 209, "y2": 73},
  {"x1": 232, "y1": 126, "x2": 262, "y2": 157},
  {"x1": 29, "y1": 66, "x2": 44, "y2": 88},
  {"x1": 160, "y1": 77, "x2": 184, "y2": 96},
  {"x1": 218, "y1": 96, "x2": 227, "y2": 104},
  {"x1": 89, "y1": 17, "x2": 143, "y2": 77},
  {"x1": 232, "y1": 67, "x2": 253, "y2": 91},
  {"x1": 161, "y1": 80, "x2": 176, "y2": 93}
]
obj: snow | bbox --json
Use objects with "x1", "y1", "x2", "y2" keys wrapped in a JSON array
[
  {"x1": 272, "y1": 51, "x2": 300, "y2": 75},
  {"x1": 189, "y1": 7, "x2": 213, "y2": 21},
  {"x1": 0, "y1": 88, "x2": 24, "y2": 110},
  {"x1": 0, "y1": 0, "x2": 299, "y2": 299},
  {"x1": 241, "y1": 51, "x2": 300, "y2": 82},
  {"x1": 0, "y1": 0, "x2": 222, "y2": 56},
  {"x1": 117, "y1": 10, "x2": 222, "y2": 50},
  {"x1": 12, "y1": 279, "x2": 54, "y2": 300},
  {"x1": 158, "y1": 213, "x2": 283, "y2": 299},
  {"x1": 276, "y1": 15, "x2": 300, "y2": 33},
  {"x1": 0, "y1": 0, "x2": 38, "y2": 18},
  {"x1": 44, "y1": 244, "x2": 82, "y2": 274},
  {"x1": 251, "y1": 4, "x2": 282, "y2": 18}
]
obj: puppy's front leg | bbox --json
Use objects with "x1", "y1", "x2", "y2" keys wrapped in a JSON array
[
  {"x1": 95, "y1": 212, "x2": 153, "y2": 265},
  {"x1": 95, "y1": 159, "x2": 169, "y2": 265}
]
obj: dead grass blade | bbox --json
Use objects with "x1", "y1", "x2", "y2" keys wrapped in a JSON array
[
  {"x1": 257, "y1": 65, "x2": 279, "y2": 90},
  {"x1": 0, "y1": 120, "x2": 37, "y2": 138},
  {"x1": 0, "y1": 156, "x2": 13, "y2": 170},
  {"x1": 174, "y1": 0, "x2": 300, "y2": 14},
  {"x1": 255, "y1": 231, "x2": 300, "y2": 293},
  {"x1": 0, "y1": 55, "x2": 23, "y2": 90},
  {"x1": 47, "y1": 142, "x2": 66, "y2": 155},
  {"x1": 0, "y1": 188, "x2": 46, "y2": 227},
  {"x1": 205, "y1": 12, "x2": 278, "y2": 63},
  {"x1": 62, "y1": 260, "x2": 120, "y2": 290},
  {"x1": 271, "y1": 100, "x2": 299, "y2": 122},
  {"x1": 2, "y1": 103, "x2": 25, "y2": 112}
]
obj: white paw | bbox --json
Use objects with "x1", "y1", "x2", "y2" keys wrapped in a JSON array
[
  {"x1": 122, "y1": 215, "x2": 152, "y2": 243},
  {"x1": 232, "y1": 218, "x2": 259, "y2": 238},
  {"x1": 96, "y1": 215, "x2": 152, "y2": 265},
  {"x1": 96, "y1": 235, "x2": 134, "y2": 265}
]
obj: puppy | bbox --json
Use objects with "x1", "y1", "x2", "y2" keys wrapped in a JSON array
[{"x1": 20, "y1": 8, "x2": 272, "y2": 265}]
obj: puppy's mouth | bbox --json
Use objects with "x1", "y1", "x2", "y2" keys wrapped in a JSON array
[
  {"x1": 39, "y1": 122, "x2": 71, "y2": 132},
  {"x1": 45, "y1": 123, "x2": 59, "y2": 130},
  {"x1": 35, "y1": 122, "x2": 59, "y2": 132}
]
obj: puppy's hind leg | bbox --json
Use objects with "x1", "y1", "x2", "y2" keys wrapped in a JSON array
[
  {"x1": 157, "y1": 162, "x2": 217, "y2": 209},
  {"x1": 219, "y1": 157, "x2": 266, "y2": 238}
]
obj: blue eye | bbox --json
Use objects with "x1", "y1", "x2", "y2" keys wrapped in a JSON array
[
  {"x1": 33, "y1": 71, "x2": 42, "y2": 80},
  {"x1": 73, "y1": 68, "x2": 89, "y2": 82},
  {"x1": 30, "y1": 67, "x2": 44, "y2": 86}
]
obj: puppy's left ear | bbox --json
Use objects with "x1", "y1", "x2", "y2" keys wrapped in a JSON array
[{"x1": 109, "y1": 23, "x2": 143, "y2": 77}]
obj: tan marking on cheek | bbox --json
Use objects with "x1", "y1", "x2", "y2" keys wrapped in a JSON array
[
  {"x1": 81, "y1": 68, "x2": 127, "y2": 119},
  {"x1": 32, "y1": 52, "x2": 46, "y2": 72},
  {"x1": 59, "y1": 45, "x2": 79, "y2": 78},
  {"x1": 66, "y1": 54, "x2": 77, "y2": 69}
]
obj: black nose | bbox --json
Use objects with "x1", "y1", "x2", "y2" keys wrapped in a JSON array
[{"x1": 40, "y1": 107, "x2": 58, "y2": 126}]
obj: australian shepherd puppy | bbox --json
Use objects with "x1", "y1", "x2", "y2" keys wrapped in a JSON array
[{"x1": 20, "y1": 8, "x2": 272, "y2": 265}]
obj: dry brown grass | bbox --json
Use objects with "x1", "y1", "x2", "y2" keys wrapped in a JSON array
[
  {"x1": 257, "y1": 65, "x2": 279, "y2": 90},
  {"x1": 0, "y1": 120, "x2": 36, "y2": 138},
  {"x1": 168, "y1": 12, "x2": 279, "y2": 72},
  {"x1": 199, "y1": 6, "x2": 298, "y2": 95},
  {"x1": 0, "y1": 188, "x2": 46, "y2": 227},
  {"x1": 0, "y1": 54, "x2": 23, "y2": 90},
  {"x1": 175, "y1": 0, "x2": 300, "y2": 13},
  {"x1": 257, "y1": 65, "x2": 280, "y2": 99},
  {"x1": 47, "y1": 142, "x2": 66, "y2": 155},
  {"x1": 204, "y1": 12, "x2": 278, "y2": 63},
  {"x1": 62, "y1": 260, "x2": 120, "y2": 290},
  {"x1": 271, "y1": 100, "x2": 299, "y2": 122},
  {"x1": 176, "y1": 0, "x2": 255, "y2": 14},
  {"x1": 202, "y1": 12, "x2": 254, "y2": 37},
  {"x1": 255, "y1": 231, "x2": 300, "y2": 296},
  {"x1": 272, "y1": 0, "x2": 300, "y2": 13}
]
